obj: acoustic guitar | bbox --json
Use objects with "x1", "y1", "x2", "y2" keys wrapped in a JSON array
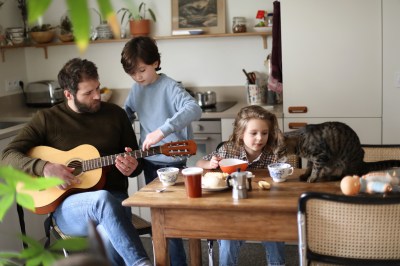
[{"x1": 19, "y1": 140, "x2": 197, "y2": 214}]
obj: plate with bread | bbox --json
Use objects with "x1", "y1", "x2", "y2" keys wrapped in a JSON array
[{"x1": 202, "y1": 172, "x2": 230, "y2": 191}]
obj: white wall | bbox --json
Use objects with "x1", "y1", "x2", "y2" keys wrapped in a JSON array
[
  {"x1": 382, "y1": 0, "x2": 400, "y2": 143},
  {"x1": 0, "y1": 0, "x2": 274, "y2": 94}
]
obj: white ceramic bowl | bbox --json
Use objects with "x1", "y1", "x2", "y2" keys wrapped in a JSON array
[
  {"x1": 157, "y1": 167, "x2": 179, "y2": 186},
  {"x1": 253, "y1": 26, "x2": 270, "y2": 32}
]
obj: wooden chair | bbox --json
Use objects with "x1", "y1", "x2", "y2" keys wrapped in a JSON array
[
  {"x1": 298, "y1": 192, "x2": 400, "y2": 266},
  {"x1": 362, "y1": 144, "x2": 400, "y2": 162}
]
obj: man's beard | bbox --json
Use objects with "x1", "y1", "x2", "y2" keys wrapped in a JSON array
[{"x1": 74, "y1": 97, "x2": 101, "y2": 113}]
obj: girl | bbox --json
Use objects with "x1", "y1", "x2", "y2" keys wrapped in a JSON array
[{"x1": 196, "y1": 105, "x2": 286, "y2": 266}]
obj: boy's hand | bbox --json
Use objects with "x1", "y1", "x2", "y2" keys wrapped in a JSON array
[{"x1": 142, "y1": 129, "x2": 164, "y2": 151}]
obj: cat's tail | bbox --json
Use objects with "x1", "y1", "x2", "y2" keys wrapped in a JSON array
[{"x1": 362, "y1": 160, "x2": 400, "y2": 175}]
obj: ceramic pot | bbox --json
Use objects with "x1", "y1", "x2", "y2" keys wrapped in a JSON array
[{"x1": 129, "y1": 19, "x2": 151, "y2": 37}]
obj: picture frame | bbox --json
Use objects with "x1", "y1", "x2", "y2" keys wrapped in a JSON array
[{"x1": 171, "y1": 0, "x2": 226, "y2": 35}]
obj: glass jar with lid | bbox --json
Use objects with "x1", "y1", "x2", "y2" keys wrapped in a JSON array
[{"x1": 232, "y1": 17, "x2": 247, "y2": 33}]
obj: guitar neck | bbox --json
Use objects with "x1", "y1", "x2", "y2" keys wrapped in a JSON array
[{"x1": 82, "y1": 146, "x2": 161, "y2": 172}]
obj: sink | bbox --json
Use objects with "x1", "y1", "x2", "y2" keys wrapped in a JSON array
[{"x1": 0, "y1": 121, "x2": 26, "y2": 130}]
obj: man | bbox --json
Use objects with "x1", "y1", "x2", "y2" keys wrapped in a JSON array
[{"x1": 1, "y1": 58, "x2": 152, "y2": 266}]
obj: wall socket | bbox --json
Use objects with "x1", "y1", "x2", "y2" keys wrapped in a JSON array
[{"x1": 5, "y1": 79, "x2": 22, "y2": 92}]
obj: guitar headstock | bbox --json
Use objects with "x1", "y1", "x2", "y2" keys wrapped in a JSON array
[{"x1": 161, "y1": 140, "x2": 197, "y2": 157}]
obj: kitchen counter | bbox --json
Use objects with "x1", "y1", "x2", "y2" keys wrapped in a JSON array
[
  {"x1": 0, "y1": 90, "x2": 283, "y2": 140},
  {"x1": 200, "y1": 102, "x2": 283, "y2": 120}
]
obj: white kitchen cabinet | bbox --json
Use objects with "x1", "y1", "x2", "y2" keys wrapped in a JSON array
[
  {"x1": 221, "y1": 119, "x2": 235, "y2": 141},
  {"x1": 281, "y1": 0, "x2": 382, "y2": 137},
  {"x1": 284, "y1": 118, "x2": 381, "y2": 144}
]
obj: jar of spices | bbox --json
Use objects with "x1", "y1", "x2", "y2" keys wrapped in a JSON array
[{"x1": 232, "y1": 17, "x2": 247, "y2": 33}]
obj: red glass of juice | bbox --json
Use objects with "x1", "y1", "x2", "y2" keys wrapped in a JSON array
[{"x1": 181, "y1": 167, "x2": 203, "y2": 198}]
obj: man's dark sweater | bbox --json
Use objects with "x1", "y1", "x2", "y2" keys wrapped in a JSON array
[{"x1": 1, "y1": 101, "x2": 142, "y2": 192}]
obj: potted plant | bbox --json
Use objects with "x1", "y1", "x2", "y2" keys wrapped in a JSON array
[
  {"x1": 118, "y1": 1, "x2": 156, "y2": 37},
  {"x1": 30, "y1": 24, "x2": 56, "y2": 44},
  {"x1": 58, "y1": 14, "x2": 74, "y2": 42}
]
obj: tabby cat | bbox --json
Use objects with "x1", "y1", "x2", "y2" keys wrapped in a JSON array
[{"x1": 274, "y1": 121, "x2": 400, "y2": 182}]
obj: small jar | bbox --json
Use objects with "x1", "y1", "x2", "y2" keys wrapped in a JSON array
[
  {"x1": 232, "y1": 17, "x2": 247, "y2": 33},
  {"x1": 267, "y1": 14, "x2": 274, "y2": 27}
]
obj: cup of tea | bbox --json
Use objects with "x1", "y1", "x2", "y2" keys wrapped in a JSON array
[
  {"x1": 181, "y1": 167, "x2": 203, "y2": 198},
  {"x1": 268, "y1": 163, "x2": 294, "y2": 183}
]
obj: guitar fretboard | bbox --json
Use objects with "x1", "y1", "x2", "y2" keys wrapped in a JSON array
[{"x1": 82, "y1": 146, "x2": 161, "y2": 171}]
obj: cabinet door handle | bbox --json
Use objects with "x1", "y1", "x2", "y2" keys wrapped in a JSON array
[
  {"x1": 288, "y1": 122, "x2": 307, "y2": 129},
  {"x1": 193, "y1": 137, "x2": 210, "y2": 141},
  {"x1": 288, "y1": 106, "x2": 308, "y2": 113}
]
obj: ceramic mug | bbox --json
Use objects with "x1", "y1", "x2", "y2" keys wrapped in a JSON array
[{"x1": 268, "y1": 163, "x2": 294, "y2": 183}]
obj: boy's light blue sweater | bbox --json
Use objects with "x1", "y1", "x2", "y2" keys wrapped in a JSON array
[{"x1": 124, "y1": 74, "x2": 202, "y2": 163}]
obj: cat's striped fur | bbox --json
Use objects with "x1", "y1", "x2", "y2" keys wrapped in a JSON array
[{"x1": 275, "y1": 122, "x2": 400, "y2": 182}]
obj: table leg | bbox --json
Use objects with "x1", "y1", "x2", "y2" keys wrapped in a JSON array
[
  {"x1": 188, "y1": 239, "x2": 202, "y2": 266},
  {"x1": 152, "y1": 209, "x2": 169, "y2": 266}
]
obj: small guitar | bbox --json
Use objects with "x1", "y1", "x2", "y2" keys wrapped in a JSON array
[{"x1": 19, "y1": 140, "x2": 197, "y2": 214}]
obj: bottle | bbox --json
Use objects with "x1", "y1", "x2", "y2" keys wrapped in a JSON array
[
  {"x1": 267, "y1": 13, "x2": 274, "y2": 27},
  {"x1": 232, "y1": 17, "x2": 247, "y2": 33}
]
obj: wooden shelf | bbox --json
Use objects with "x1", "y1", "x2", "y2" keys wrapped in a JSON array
[{"x1": 0, "y1": 31, "x2": 272, "y2": 62}]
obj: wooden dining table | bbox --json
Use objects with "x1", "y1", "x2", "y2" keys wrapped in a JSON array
[{"x1": 122, "y1": 169, "x2": 342, "y2": 266}]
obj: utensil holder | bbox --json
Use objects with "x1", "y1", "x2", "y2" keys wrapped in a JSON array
[{"x1": 247, "y1": 84, "x2": 267, "y2": 105}]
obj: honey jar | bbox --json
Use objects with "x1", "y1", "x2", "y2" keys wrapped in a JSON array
[{"x1": 232, "y1": 17, "x2": 247, "y2": 33}]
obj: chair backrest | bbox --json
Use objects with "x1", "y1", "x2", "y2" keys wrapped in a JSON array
[
  {"x1": 362, "y1": 144, "x2": 400, "y2": 162},
  {"x1": 298, "y1": 192, "x2": 400, "y2": 266}
]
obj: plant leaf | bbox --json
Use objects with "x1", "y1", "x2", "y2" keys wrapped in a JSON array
[
  {"x1": 50, "y1": 238, "x2": 88, "y2": 251},
  {"x1": 15, "y1": 192, "x2": 35, "y2": 212},
  {"x1": 0, "y1": 182, "x2": 13, "y2": 196},
  {"x1": 0, "y1": 193, "x2": 14, "y2": 222},
  {"x1": 97, "y1": 0, "x2": 119, "y2": 38},
  {"x1": 27, "y1": 0, "x2": 52, "y2": 24},
  {"x1": 66, "y1": 0, "x2": 90, "y2": 52},
  {"x1": 20, "y1": 235, "x2": 44, "y2": 252},
  {"x1": 148, "y1": 8, "x2": 156, "y2": 22},
  {"x1": 25, "y1": 253, "x2": 44, "y2": 266},
  {"x1": 40, "y1": 252, "x2": 58, "y2": 266},
  {"x1": 19, "y1": 176, "x2": 64, "y2": 190}
]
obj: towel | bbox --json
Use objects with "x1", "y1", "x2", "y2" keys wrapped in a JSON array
[{"x1": 268, "y1": 0, "x2": 283, "y2": 94}]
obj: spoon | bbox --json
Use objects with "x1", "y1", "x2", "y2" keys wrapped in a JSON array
[{"x1": 156, "y1": 188, "x2": 167, "y2": 193}]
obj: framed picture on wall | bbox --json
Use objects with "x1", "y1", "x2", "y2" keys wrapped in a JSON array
[{"x1": 171, "y1": 0, "x2": 226, "y2": 34}]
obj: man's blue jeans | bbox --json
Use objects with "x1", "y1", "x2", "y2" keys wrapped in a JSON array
[
  {"x1": 53, "y1": 190, "x2": 151, "y2": 266},
  {"x1": 218, "y1": 239, "x2": 286, "y2": 266},
  {"x1": 143, "y1": 159, "x2": 187, "y2": 266}
]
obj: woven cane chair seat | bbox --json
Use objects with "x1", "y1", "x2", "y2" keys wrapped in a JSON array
[
  {"x1": 362, "y1": 144, "x2": 400, "y2": 162},
  {"x1": 298, "y1": 192, "x2": 400, "y2": 266}
]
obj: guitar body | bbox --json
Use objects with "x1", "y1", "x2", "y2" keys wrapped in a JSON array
[
  {"x1": 20, "y1": 145, "x2": 104, "y2": 214},
  {"x1": 19, "y1": 140, "x2": 197, "y2": 214}
]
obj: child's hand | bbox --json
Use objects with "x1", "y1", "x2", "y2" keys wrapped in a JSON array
[
  {"x1": 209, "y1": 155, "x2": 221, "y2": 169},
  {"x1": 142, "y1": 129, "x2": 164, "y2": 151}
]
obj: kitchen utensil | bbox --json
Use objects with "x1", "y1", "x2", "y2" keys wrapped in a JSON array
[
  {"x1": 195, "y1": 91, "x2": 217, "y2": 107},
  {"x1": 242, "y1": 69, "x2": 256, "y2": 84},
  {"x1": 227, "y1": 170, "x2": 248, "y2": 199}
]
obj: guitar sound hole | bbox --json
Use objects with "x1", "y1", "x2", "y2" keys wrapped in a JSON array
[{"x1": 67, "y1": 160, "x2": 83, "y2": 176}]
